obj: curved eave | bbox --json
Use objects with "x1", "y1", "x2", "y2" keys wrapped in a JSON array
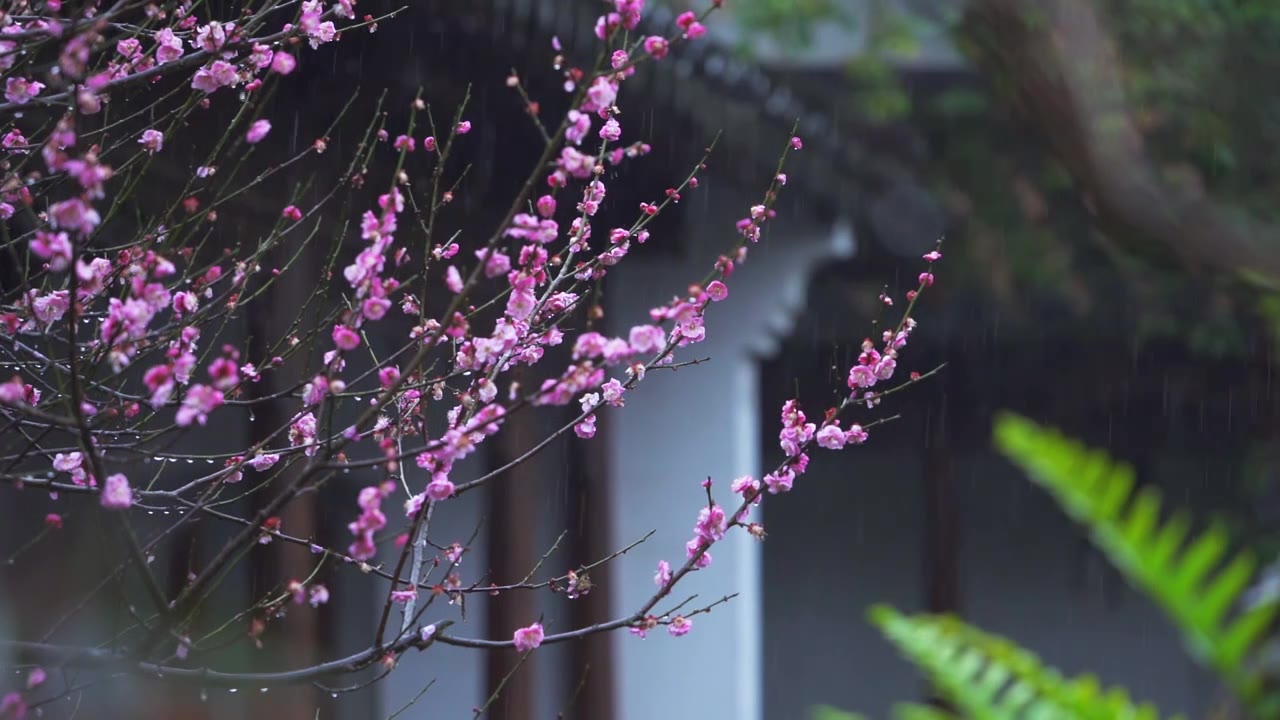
[{"x1": 444, "y1": 0, "x2": 964, "y2": 227}]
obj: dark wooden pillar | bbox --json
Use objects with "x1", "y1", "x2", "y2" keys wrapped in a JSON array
[
  {"x1": 922, "y1": 371, "x2": 961, "y2": 712},
  {"x1": 485, "y1": 405, "x2": 542, "y2": 720},
  {"x1": 565, "y1": 409, "x2": 616, "y2": 720},
  {"x1": 245, "y1": 234, "x2": 321, "y2": 720},
  {"x1": 923, "y1": 386, "x2": 961, "y2": 615}
]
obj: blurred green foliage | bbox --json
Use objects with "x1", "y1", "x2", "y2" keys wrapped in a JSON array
[
  {"x1": 732, "y1": 0, "x2": 853, "y2": 48},
  {"x1": 730, "y1": 0, "x2": 1280, "y2": 358}
]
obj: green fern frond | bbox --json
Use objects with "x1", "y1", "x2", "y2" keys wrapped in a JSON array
[
  {"x1": 870, "y1": 605, "x2": 1169, "y2": 720},
  {"x1": 993, "y1": 412, "x2": 1279, "y2": 705}
]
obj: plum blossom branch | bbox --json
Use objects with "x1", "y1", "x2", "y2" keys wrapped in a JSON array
[{"x1": 0, "y1": 0, "x2": 949, "y2": 709}]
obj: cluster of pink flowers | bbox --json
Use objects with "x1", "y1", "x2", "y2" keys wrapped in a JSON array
[
  {"x1": 639, "y1": 249, "x2": 941, "y2": 639},
  {"x1": 290, "y1": 412, "x2": 319, "y2": 456},
  {"x1": 336, "y1": 186, "x2": 407, "y2": 394},
  {"x1": 405, "y1": 404, "x2": 508, "y2": 508},
  {"x1": 52, "y1": 452, "x2": 91, "y2": 488},
  {"x1": 349, "y1": 481, "x2": 395, "y2": 561}
]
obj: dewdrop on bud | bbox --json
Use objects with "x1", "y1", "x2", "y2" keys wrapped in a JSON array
[
  {"x1": 506, "y1": 74, "x2": 519, "y2": 87},
  {"x1": 413, "y1": 98, "x2": 426, "y2": 110},
  {"x1": 397, "y1": 170, "x2": 409, "y2": 185}
]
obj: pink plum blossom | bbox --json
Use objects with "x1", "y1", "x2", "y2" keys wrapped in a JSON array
[
  {"x1": 846, "y1": 424, "x2": 869, "y2": 445},
  {"x1": 332, "y1": 324, "x2": 361, "y2": 351},
  {"x1": 445, "y1": 265, "x2": 463, "y2": 293},
  {"x1": 426, "y1": 476, "x2": 455, "y2": 501},
  {"x1": 100, "y1": 473, "x2": 132, "y2": 510},
  {"x1": 5, "y1": 77, "x2": 45, "y2": 104},
  {"x1": 290, "y1": 412, "x2": 318, "y2": 455},
  {"x1": 29, "y1": 232, "x2": 72, "y2": 271},
  {"x1": 668, "y1": 615, "x2": 692, "y2": 636},
  {"x1": 195, "y1": 22, "x2": 227, "y2": 52},
  {"x1": 272, "y1": 51, "x2": 297, "y2": 74},
  {"x1": 1, "y1": 692, "x2": 26, "y2": 720},
  {"x1": 172, "y1": 291, "x2": 198, "y2": 317},
  {"x1": 155, "y1": 28, "x2": 184, "y2": 63},
  {"x1": 191, "y1": 60, "x2": 238, "y2": 93},
  {"x1": 513, "y1": 622, "x2": 544, "y2": 652},
  {"x1": 816, "y1": 424, "x2": 847, "y2": 450},
  {"x1": 246, "y1": 119, "x2": 272, "y2": 144},
  {"x1": 138, "y1": 129, "x2": 164, "y2": 153},
  {"x1": 763, "y1": 469, "x2": 794, "y2": 494},
  {"x1": 176, "y1": 384, "x2": 223, "y2": 426},
  {"x1": 644, "y1": 36, "x2": 668, "y2": 59},
  {"x1": 654, "y1": 560, "x2": 672, "y2": 588},
  {"x1": 248, "y1": 453, "x2": 279, "y2": 471}
]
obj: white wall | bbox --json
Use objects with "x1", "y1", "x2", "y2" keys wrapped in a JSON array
[{"x1": 606, "y1": 185, "x2": 855, "y2": 720}]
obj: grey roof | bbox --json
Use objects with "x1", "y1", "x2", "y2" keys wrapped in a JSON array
[{"x1": 458, "y1": 0, "x2": 960, "y2": 235}]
